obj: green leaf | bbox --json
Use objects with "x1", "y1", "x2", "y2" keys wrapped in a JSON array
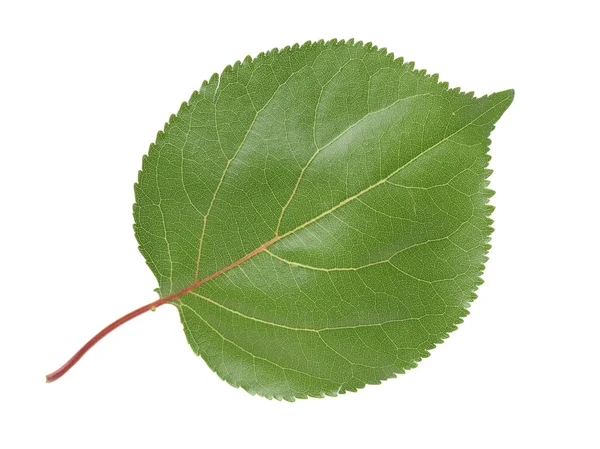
[{"x1": 133, "y1": 39, "x2": 513, "y2": 400}]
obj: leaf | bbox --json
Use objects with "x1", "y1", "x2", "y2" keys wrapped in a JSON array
[
  {"x1": 133, "y1": 39, "x2": 513, "y2": 400},
  {"x1": 48, "y1": 39, "x2": 513, "y2": 399}
]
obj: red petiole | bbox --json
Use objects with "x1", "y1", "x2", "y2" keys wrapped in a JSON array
[{"x1": 45, "y1": 236, "x2": 278, "y2": 383}]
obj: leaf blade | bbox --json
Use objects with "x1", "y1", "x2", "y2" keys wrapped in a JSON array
[{"x1": 134, "y1": 40, "x2": 513, "y2": 400}]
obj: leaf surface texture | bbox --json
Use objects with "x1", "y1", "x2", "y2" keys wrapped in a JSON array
[{"x1": 133, "y1": 39, "x2": 513, "y2": 400}]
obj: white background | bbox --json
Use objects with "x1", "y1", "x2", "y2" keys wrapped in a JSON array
[{"x1": 1, "y1": 1, "x2": 598, "y2": 447}]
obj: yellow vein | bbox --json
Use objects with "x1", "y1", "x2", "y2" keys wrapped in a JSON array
[
  {"x1": 275, "y1": 95, "x2": 511, "y2": 244},
  {"x1": 276, "y1": 92, "x2": 433, "y2": 236},
  {"x1": 195, "y1": 67, "x2": 306, "y2": 279},
  {"x1": 187, "y1": 291, "x2": 431, "y2": 333},
  {"x1": 180, "y1": 303, "x2": 339, "y2": 384}
]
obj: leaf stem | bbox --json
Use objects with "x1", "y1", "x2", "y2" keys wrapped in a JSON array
[
  {"x1": 46, "y1": 236, "x2": 281, "y2": 383},
  {"x1": 45, "y1": 296, "x2": 171, "y2": 383}
]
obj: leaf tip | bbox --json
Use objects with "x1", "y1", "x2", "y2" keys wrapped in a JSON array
[
  {"x1": 503, "y1": 88, "x2": 515, "y2": 100},
  {"x1": 491, "y1": 88, "x2": 515, "y2": 109}
]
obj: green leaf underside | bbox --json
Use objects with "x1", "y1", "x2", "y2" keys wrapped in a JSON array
[{"x1": 133, "y1": 39, "x2": 513, "y2": 401}]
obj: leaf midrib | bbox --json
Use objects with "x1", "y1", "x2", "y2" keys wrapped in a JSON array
[{"x1": 169, "y1": 93, "x2": 510, "y2": 305}]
